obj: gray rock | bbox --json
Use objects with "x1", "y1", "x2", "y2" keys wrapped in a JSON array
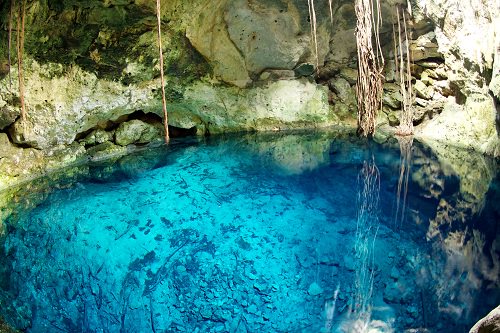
[
  {"x1": 382, "y1": 90, "x2": 403, "y2": 109},
  {"x1": 469, "y1": 305, "x2": 500, "y2": 333},
  {"x1": 339, "y1": 68, "x2": 358, "y2": 85},
  {"x1": 388, "y1": 111, "x2": 400, "y2": 127},
  {"x1": 0, "y1": 133, "x2": 16, "y2": 158},
  {"x1": 114, "y1": 119, "x2": 163, "y2": 146},
  {"x1": 414, "y1": 80, "x2": 434, "y2": 100},
  {"x1": 86, "y1": 141, "x2": 127, "y2": 161},
  {"x1": 0, "y1": 97, "x2": 20, "y2": 130},
  {"x1": 82, "y1": 128, "x2": 113, "y2": 146},
  {"x1": 390, "y1": 266, "x2": 400, "y2": 280},
  {"x1": 329, "y1": 77, "x2": 356, "y2": 106},
  {"x1": 410, "y1": 32, "x2": 442, "y2": 61},
  {"x1": 307, "y1": 282, "x2": 323, "y2": 296},
  {"x1": 200, "y1": 307, "x2": 213, "y2": 319},
  {"x1": 294, "y1": 63, "x2": 315, "y2": 77}
]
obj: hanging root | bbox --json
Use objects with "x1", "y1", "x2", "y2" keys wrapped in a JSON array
[
  {"x1": 308, "y1": 0, "x2": 319, "y2": 73},
  {"x1": 354, "y1": 158, "x2": 380, "y2": 318},
  {"x1": 394, "y1": 135, "x2": 413, "y2": 227},
  {"x1": 355, "y1": 0, "x2": 385, "y2": 137},
  {"x1": 8, "y1": 0, "x2": 14, "y2": 90},
  {"x1": 394, "y1": 5, "x2": 414, "y2": 136},
  {"x1": 328, "y1": 0, "x2": 334, "y2": 25},
  {"x1": 16, "y1": 0, "x2": 27, "y2": 124},
  {"x1": 156, "y1": 0, "x2": 170, "y2": 143}
]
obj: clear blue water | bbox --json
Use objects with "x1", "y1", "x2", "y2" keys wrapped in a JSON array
[{"x1": 0, "y1": 132, "x2": 499, "y2": 333}]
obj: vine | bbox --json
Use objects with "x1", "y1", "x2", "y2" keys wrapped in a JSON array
[
  {"x1": 354, "y1": 0, "x2": 385, "y2": 137},
  {"x1": 156, "y1": 0, "x2": 170, "y2": 143}
]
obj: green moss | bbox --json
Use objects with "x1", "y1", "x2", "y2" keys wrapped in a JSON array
[{"x1": 0, "y1": 0, "x2": 210, "y2": 84}]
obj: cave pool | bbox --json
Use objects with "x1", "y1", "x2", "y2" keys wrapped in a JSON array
[{"x1": 0, "y1": 131, "x2": 498, "y2": 333}]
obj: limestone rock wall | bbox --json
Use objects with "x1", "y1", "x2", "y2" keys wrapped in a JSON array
[
  {"x1": 411, "y1": 0, "x2": 500, "y2": 156},
  {"x1": 0, "y1": 0, "x2": 498, "y2": 188}
]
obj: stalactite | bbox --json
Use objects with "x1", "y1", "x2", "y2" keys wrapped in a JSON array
[
  {"x1": 355, "y1": 0, "x2": 384, "y2": 137},
  {"x1": 156, "y1": 0, "x2": 170, "y2": 143}
]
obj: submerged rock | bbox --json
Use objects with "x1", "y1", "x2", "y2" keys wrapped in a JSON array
[{"x1": 307, "y1": 282, "x2": 323, "y2": 296}]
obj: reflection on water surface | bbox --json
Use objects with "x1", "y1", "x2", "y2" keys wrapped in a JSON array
[{"x1": 0, "y1": 132, "x2": 498, "y2": 332}]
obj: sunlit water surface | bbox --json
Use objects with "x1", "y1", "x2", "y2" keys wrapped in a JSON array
[{"x1": 0, "y1": 132, "x2": 499, "y2": 333}]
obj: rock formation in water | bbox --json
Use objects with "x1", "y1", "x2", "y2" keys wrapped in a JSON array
[
  {"x1": 0, "y1": 0, "x2": 498, "y2": 186},
  {"x1": 469, "y1": 305, "x2": 500, "y2": 333}
]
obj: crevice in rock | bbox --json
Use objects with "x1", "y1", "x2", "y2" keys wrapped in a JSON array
[
  {"x1": 168, "y1": 126, "x2": 197, "y2": 138},
  {"x1": 75, "y1": 109, "x2": 198, "y2": 149},
  {"x1": 415, "y1": 57, "x2": 445, "y2": 65},
  {"x1": 490, "y1": 91, "x2": 500, "y2": 138},
  {"x1": 2, "y1": 118, "x2": 38, "y2": 149},
  {"x1": 74, "y1": 128, "x2": 95, "y2": 142},
  {"x1": 450, "y1": 82, "x2": 467, "y2": 105},
  {"x1": 114, "y1": 110, "x2": 163, "y2": 126}
]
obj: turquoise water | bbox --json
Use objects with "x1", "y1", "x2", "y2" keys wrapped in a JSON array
[{"x1": 0, "y1": 132, "x2": 499, "y2": 333}]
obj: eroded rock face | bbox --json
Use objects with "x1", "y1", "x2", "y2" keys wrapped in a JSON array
[
  {"x1": 2, "y1": 60, "x2": 160, "y2": 149},
  {"x1": 185, "y1": 0, "x2": 332, "y2": 86},
  {"x1": 417, "y1": 94, "x2": 499, "y2": 155},
  {"x1": 0, "y1": 0, "x2": 498, "y2": 188},
  {"x1": 177, "y1": 79, "x2": 335, "y2": 134}
]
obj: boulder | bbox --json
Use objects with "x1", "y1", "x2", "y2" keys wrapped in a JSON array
[
  {"x1": 86, "y1": 141, "x2": 128, "y2": 161},
  {"x1": 114, "y1": 120, "x2": 163, "y2": 146},
  {"x1": 82, "y1": 128, "x2": 113, "y2": 146},
  {"x1": 225, "y1": 0, "x2": 311, "y2": 76},
  {"x1": 0, "y1": 96, "x2": 20, "y2": 130},
  {"x1": 469, "y1": 305, "x2": 500, "y2": 333},
  {"x1": 329, "y1": 77, "x2": 356, "y2": 106},
  {"x1": 186, "y1": 0, "x2": 329, "y2": 87},
  {"x1": 414, "y1": 80, "x2": 434, "y2": 100},
  {"x1": 383, "y1": 83, "x2": 403, "y2": 109},
  {"x1": 339, "y1": 68, "x2": 358, "y2": 85},
  {"x1": 410, "y1": 32, "x2": 442, "y2": 62},
  {"x1": 307, "y1": 282, "x2": 323, "y2": 296},
  {"x1": 0, "y1": 133, "x2": 16, "y2": 158},
  {"x1": 416, "y1": 94, "x2": 498, "y2": 156},
  {"x1": 387, "y1": 111, "x2": 400, "y2": 127}
]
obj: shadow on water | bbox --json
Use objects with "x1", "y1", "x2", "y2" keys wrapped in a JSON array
[{"x1": 0, "y1": 130, "x2": 498, "y2": 333}]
